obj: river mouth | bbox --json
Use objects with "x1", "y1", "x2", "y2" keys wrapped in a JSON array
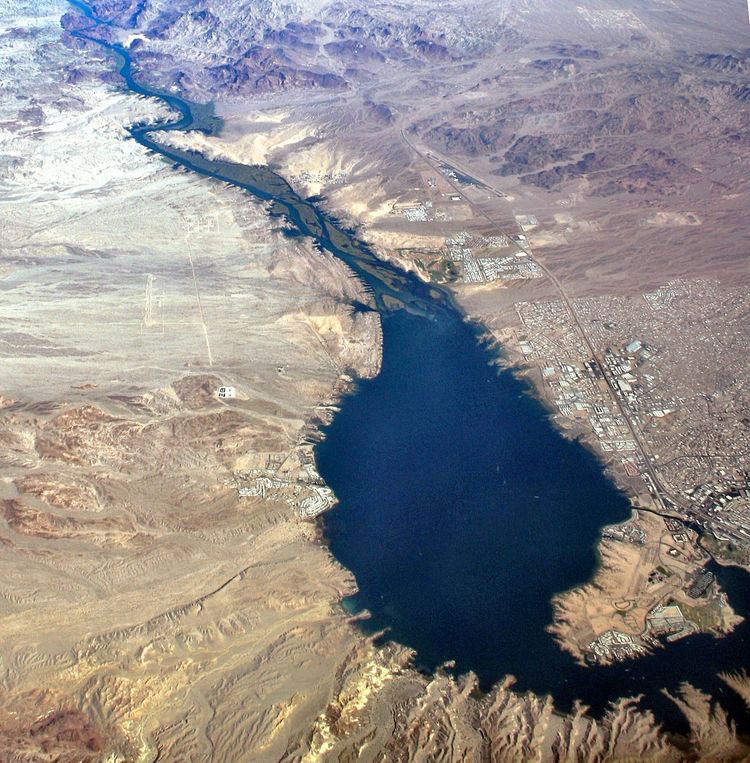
[
  {"x1": 65, "y1": 0, "x2": 750, "y2": 738},
  {"x1": 318, "y1": 310, "x2": 750, "y2": 735},
  {"x1": 317, "y1": 310, "x2": 632, "y2": 696}
]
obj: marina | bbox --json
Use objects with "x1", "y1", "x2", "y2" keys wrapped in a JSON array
[{"x1": 69, "y1": 0, "x2": 750, "y2": 735}]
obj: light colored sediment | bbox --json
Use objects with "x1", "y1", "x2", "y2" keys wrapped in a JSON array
[
  {"x1": 2, "y1": 1, "x2": 750, "y2": 760},
  {"x1": 1, "y1": 5, "x2": 387, "y2": 759}
]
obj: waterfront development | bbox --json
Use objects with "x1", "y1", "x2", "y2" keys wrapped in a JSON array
[
  {"x1": 318, "y1": 311, "x2": 750, "y2": 733},
  {"x1": 63, "y1": 0, "x2": 750, "y2": 738}
]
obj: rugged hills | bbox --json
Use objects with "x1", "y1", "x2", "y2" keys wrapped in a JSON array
[
  {"x1": 2, "y1": 0, "x2": 750, "y2": 759},
  {"x1": 66, "y1": 0, "x2": 750, "y2": 272}
]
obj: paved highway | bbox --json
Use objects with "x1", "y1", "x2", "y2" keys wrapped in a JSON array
[{"x1": 400, "y1": 129, "x2": 693, "y2": 521}]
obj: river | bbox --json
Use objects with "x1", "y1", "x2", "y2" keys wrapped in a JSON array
[{"x1": 66, "y1": 0, "x2": 750, "y2": 736}]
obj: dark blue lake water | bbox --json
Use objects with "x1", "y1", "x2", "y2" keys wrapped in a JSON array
[
  {"x1": 67, "y1": 0, "x2": 750, "y2": 735},
  {"x1": 318, "y1": 311, "x2": 750, "y2": 733}
]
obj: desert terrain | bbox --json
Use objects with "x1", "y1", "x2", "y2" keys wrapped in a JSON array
[
  {"x1": 83, "y1": 0, "x2": 750, "y2": 661},
  {"x1": 1, "y1": 0, "x2": 750, "y2": 760}
]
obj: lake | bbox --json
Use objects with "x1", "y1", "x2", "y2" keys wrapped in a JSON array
[
  {"x1": 67, "y1": 0, "x2": 750, "y2": 734},
  {"x1": 318, "y1": 310, "x2": 750, "y2": 733}
]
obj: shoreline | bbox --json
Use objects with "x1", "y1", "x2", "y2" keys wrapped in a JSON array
[
  {"x1": 63, "y1": 0, "x2": 750, "y2": 741},
  {"x1": 487, "y1": 323, "x2": 747, "y2": 662}
]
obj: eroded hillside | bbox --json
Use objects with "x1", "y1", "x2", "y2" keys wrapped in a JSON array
[{"x1": 2, "y1": 0, "x2": 750, "y2": 760}]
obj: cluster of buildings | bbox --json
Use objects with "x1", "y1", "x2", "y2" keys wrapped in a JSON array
[
  {"x1": 515, "y1": 280, "x2": 750, "y2": 557},
  {"x1": 290, "y1": 169, "x2": 348, "y2": 188},
  {"x1": 588, "y1": 630, "x2": 646, "y2": 663},
  {"x1": 600, "y1": 342, "x2": 677, "y2": 433},
  {"x1": 400, "y1": 203, "x2": 429, "y2": 222},
  {"x1": 446, "y1": 231, "x2": 486, "y2": 283},
  {"x1": 646, "y1": 603, "x2": 698, "y2": 642},
  {"x1": 515, "y1": 300, "x2": 642, "y2": 477},
  {"x1": 437, "y1": 161, "x2": 484, "y2": 189},
  {"x1": 478, "y1": 255, "x2": 542, "y2": 280},
  {"x1": 701, "y1": 481, "x2": 750, "y2": 554},
  {"x1": 602, "y1": 520, "x2": 646, "y2": 545},
  {"x1": 299, "y1": 485, "x2": 337, "y2": 517},
  {"x1": 185, "y1": 212, "x2": 219, "y2": 234},
  {"x1": 230, "y1": 458, "x2": 337, "y2": 519},
  {"x1": 396, "y1": 199, "x2": 454, "y2": 223},
  {"x1": 642, "y1": 283, "x2": 682, "y2": 311},
  {"x1": 686, "y1": 568, "x2": 715, "y2": 599},
  {"x1": 446, "y1": 231, "x2": 542, "y2": 284},
  {"x1": 576, "y1": 280, "x2": 750, "y2": 540}
]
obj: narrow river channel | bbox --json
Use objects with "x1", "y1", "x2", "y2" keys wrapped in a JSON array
[{"x1": 67, "y1": 0, "x2": 750, "y2": 736}]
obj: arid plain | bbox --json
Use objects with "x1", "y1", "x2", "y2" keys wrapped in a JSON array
[
  {"x1": 119, "y1": 0, "x2": 750, "y2": 672},
  {"x1": 1, "y1": 0, "x2": 750, "y2": 760}
]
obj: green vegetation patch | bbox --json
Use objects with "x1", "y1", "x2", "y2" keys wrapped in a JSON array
[
  {"x1": 701, "y1": 534, "x2": 750, "y2": 567},
  {"x1": 670, "y1": 597, "x2": 723, "y2": 631}
]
